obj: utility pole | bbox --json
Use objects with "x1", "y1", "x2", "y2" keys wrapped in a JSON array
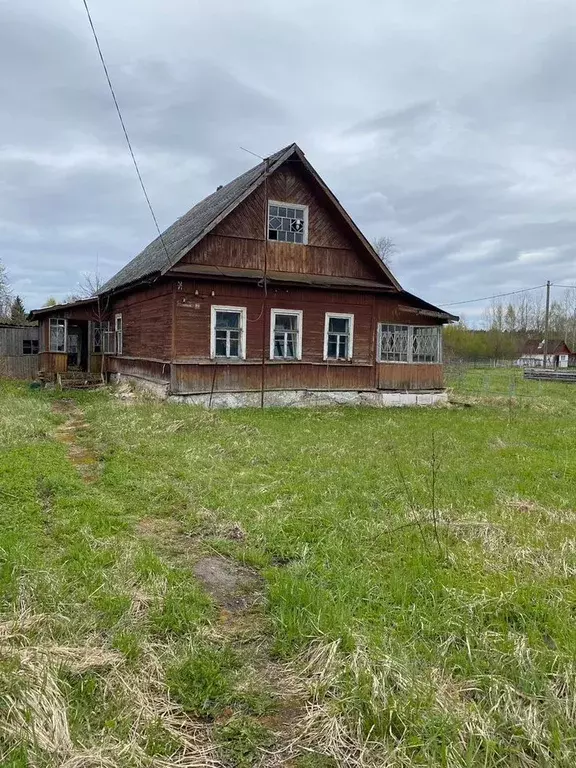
[{"x1": 543, "y1": 280, "x2": 551, "y2": 368}]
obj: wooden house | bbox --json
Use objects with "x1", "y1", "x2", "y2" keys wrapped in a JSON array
[
  {"x1": 0, "y1": 323, "x2": 39, "y2": 380},
  {"x1": 516, "y1": 338, "x2": 574, "y2": 369},
  {"x1": 30, "y1": 143, "x2": 457, "y2": 406}
]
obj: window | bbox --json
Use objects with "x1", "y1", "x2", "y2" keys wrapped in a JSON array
[
  {"x1": 22, "y1": 339, "x2": 39, "y2": 355},
  {"x1": 268, "y1": 201, "x2": 308, "y2": 244},
  {"x1": 115, "y1": 314, "x2": 123, "y2": 355},
  {"x1": 211, "y1": 306, "x2": 247, "y2": 359},
  {"x1": 378, "y1": 324, "x2": 442, "y2": 364},
  {"x1": 324, "y1": 313, "x2": 354, "y2": 360},
  {"x1": 49, "y1": 318, "x2": 66, "y2": 353},
  {"x1": 379, "y1": 324, "x2": 409, "y2": 362},
  {"x1": 412, "y1": 326, "x2": 442, "y2": 363},
  {"x1": 270, "y1": 309, "x2": 302, "y2": 360},
  {"x1": 92, "y1": 322, "x2": 112, "y2": 354}
]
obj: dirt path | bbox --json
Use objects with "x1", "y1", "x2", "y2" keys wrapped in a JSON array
[
  {"x1": 52, "y1": 399, "x2": 100, "y2": 483},
  {"x1": 136, "y1": 516, "x2": 309, "y2": 766}
]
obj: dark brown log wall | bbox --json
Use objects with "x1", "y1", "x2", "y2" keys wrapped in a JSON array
[
  {"x1": 173, "y1": 280, "x2": 374, "y2": 364},
  {"x1": 169, "y1": 279, "x2": 445, "y2": 394},
  {"x1": 111, "y1": 283, "x2": 173, "y2": 361}
]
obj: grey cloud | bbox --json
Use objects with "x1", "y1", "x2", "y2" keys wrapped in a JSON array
[{"x1": 1, "y1": 0, "x2": 576, "y2": 317}]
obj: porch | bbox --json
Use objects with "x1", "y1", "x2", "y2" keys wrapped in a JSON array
[
  {"x1": 37, "y1": 319, "x2": 104, "y2": 376},
  {"x1": 31, "y1": 299, "x2": 117, "y2": 382}
]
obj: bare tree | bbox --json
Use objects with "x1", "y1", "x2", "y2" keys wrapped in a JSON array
[
  {"x1": 0, "y1": 260, "x2": 13, "y2": 320},
  {"x1": 62, "y1": 271, "x2": 104, "y2": 305},
  {"x1": 77, "y1": 270, "x2": 104, "y2": 298},
  {"x1": 372, "y1": 236, "x2": 396, "y2": 267}
]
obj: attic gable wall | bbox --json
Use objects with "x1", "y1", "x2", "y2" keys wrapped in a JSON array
[{"x1": 179, "y1": 160, "x2": 392, "y2": 283}]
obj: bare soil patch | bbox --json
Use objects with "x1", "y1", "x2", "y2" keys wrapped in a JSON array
[
  {"x1": 193, "y1": 556, "x2": 263, "y2": 613},
  {"x1": 52, "y1": 400, "x2": 100, "y2": 483}
]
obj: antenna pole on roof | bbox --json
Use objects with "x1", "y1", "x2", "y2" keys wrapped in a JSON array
[
  {"x1": 239, "y1": 146, "x2": 265, "y2": 161},
  {"x1": 543, "y1": 279, "x2": 551, "y2": 369}
]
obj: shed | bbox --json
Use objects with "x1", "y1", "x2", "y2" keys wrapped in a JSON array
[{"x1": 0, "y1": 324, "x2": 40, "y2": 379}]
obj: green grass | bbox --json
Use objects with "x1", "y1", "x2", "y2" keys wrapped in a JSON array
[{"x1": 1, "y1": 373, "x2": 576, "y2": 766}]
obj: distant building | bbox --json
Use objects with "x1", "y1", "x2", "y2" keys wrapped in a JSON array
[
  {"x1": 0, "y1": 323, "x2": 39, "y2": 379},
  {"x1": 516, "y1": 338, "x2": 574, "y2": 369}
]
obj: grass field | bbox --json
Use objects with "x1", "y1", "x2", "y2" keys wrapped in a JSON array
[{"x1": 1, "y1": 370, "x2": 576, "y2": 766}]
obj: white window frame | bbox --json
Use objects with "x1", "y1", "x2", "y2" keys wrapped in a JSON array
[
  {"x1": 210, "y1": 305, "x2": 247, "y2": 360},
  {"x1": 49, "y1": 318, "x2": 67, "y2": 353},
  {"x1": 115, "y1": 314, "x2": 123, "y2": 356},
  {"x1": 269, "y1": 308, "x2": 303, "y2": 360},
  {"x1": 268, "y1": 200, "x2": 309, "y2": 245},
  {"x1": 323, "y1": 312, "x2": 354, "y2": 361},
  {"x1": 377, "y1": 324, "x2": 442, "y2": 364},
  {"x1": 91, "y1": 321, "x2": 112, "y2": 354}
]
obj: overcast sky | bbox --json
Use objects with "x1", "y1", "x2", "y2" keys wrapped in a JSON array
[{"x1": 1, "y1": 0, "x2": 575, "y2": 321}]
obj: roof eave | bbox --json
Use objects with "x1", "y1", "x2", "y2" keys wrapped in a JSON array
[{"x1": 29, "y1": 297, "x2": 98, "y2": 319}]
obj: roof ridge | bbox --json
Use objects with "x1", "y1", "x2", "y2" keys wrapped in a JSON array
[{"x1": 99, "y1": 143, "x2": 301, "y2": 294}]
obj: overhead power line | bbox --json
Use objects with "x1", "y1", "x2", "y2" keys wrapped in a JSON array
[
  {"x1": 440, "y1": 284, "x2": 547, "y2": 307},
  {"x1": 81, "y1": 0, "x2": 171, "y2": 268}
]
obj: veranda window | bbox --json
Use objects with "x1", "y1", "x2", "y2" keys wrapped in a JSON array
[
  {"x1": 211, "y1": 306, "x2": 247, "y2": 359},
  {"x1": 270, "y1": 309, "x2": 302, "y2": 360},
  {"x1": 378, "y1": 324, "x2": 409, "y2": 362},
  {"x1": 378, "y1": 324, "x2": 442, "y2": 363},
  {"x1": 49, "y1": 318, "x2": 67, "y2": 353},
  {"x1": 324, "y1": 313, "x2": 354, "y2": 360},
  {"x1": 91, "y1": 322, "x2": 112, "y2": 354},
  {"x1": 412, "y1": 326, "x2": 442, "y2": 363}
]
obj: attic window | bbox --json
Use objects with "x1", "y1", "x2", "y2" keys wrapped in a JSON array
[{"x1": 268, "y1": 201, "x2": 308, "y2": 244}]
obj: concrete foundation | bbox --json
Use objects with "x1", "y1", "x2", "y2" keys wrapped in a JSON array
[
  {"x1": 111, "y1": 373, "x2": 448, "y2": 409},
  {"x1": 109, "y1": 373, "x2": 170, "y2": 399},
  {"x1": 169, "y1": 389, "x2": 448, "y2": 408}
]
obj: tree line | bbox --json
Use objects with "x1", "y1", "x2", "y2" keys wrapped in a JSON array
[
  {"x1": 0, "y1": 257, "x2": 104, "y2": 326},
  {"x1": 0, "y1": 261, "x2": 30, "y2": 325},
  {"x1": 444, "y1": 287, "x2": 576, "y2": 361}
]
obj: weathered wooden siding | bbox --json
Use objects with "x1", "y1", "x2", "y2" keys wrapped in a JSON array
[
  {"x1": 0, "y1": 326, "x2": 39, "y2": 355},
  {"x1": 181, "y1": 162, "x2": 389, "y2": 282},
  {"x1": 377, "y1": 363, "x2": 444, "y2": 390},
  {"x1": 90, "y1": 354, "x2": 105, "y2": 375},
  {"x1": 375, "y1": 296, "x2": 440, "y2": 326},
  {"x1": 0, "y1": 356, "x2": 38, "y2": 379},
  {"x1": 110, "y1": 283, "x2": 173, "y2": 361},
  {"x1": 0, "y1": 326, "x2": 40, "y2": 379},
  {"x1": 107, "y1": 356, "x2": 171, "y2": 383},
  {"x1": 171, "y1": 362, "x2": 375, "y2": 394},
  {"x1": 38, "y1": 352, "x2": 67, "y2": 374}
]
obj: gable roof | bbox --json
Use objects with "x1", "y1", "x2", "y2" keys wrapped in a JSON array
[
  {"x1": 522, "y1": 338, "x2": 573, "y2": 356},
  {"x1": 100, "y1": 143, "x2": 400, "y2": 294}
]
